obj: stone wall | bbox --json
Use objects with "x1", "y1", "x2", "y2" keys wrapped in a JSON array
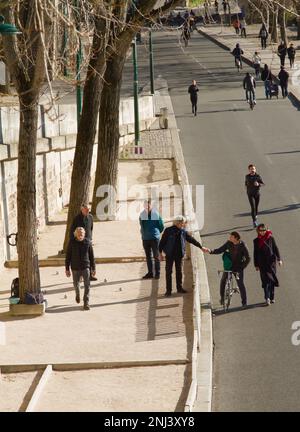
[{"x1": 0, "y1": 95, "x2": 155, "y2": 266}]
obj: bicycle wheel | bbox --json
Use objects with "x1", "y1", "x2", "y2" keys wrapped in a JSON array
[{"x1": 224, "y1": 279, "x2": 231, "y2": 312}]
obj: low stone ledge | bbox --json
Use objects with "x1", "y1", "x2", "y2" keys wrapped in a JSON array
[{"x1": 9, "y1": 302, "x2": 46, "y2": 316}]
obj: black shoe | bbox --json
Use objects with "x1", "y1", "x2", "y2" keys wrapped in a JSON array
[
  {"x1": 242, "y1": 303, "x2": 247, "y2": 308},
  {"x1": 83, "y1": 302, "x2": 90, "y2": 310},
  {"x1": 154, "y1": 274, "x2": 160, "y2": 279},
  {"x1": 177, "y1": 288, "x2": 187, "y2": 293},
  {"x1": 220, "y1": 298, "x2": 224, "y2": 306},
  {"x1": 90, "y1": 275, "x2": 97, "y2": 281},
  {"x1": 142, "y1": 273, "x2": 153, "y2": 279},
  {"x1": 75, "y1": 293, "x2": 80, "y2": 304},
  {"x1": 164, "y1": 291, "x2": 172, "y2": 297},
  {"x1": 194, "y1": 112, "x2": 197, "y2": 116}
]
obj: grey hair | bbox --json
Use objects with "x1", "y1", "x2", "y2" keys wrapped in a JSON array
[
  {"x1": 74, "y1": 227, "x2": 85, "y2": 238},
  {"x1": 173, "y1": 215, "x2": 187, "y2": 224}
]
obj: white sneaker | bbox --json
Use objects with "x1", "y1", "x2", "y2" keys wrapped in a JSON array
[{"x1": 266, "y1": 298, "x2": 271, "y2": 306}]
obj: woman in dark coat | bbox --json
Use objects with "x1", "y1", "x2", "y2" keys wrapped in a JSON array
[{"x1": 254, "y1": 224, "x2": 282, "y2": 305}]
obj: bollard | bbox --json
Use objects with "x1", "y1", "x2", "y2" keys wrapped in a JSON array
[{"x1": 159, "y1": 107, "x2": 168, "y2": 129}]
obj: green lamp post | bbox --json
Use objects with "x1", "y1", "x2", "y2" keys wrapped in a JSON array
[{"x1": 0, "y1": 16, "x2": 21, "y2": 34}]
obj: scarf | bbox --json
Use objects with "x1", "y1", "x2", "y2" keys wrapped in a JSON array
[{"x1": 258, "y1": 230, "x2": 272, "y2": 248}]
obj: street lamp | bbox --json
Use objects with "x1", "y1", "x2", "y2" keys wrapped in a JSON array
[
  {"x1": 132, "y1": 36, "x2": 140, "y2": 153},
  {"x1": 149, "y1": 30, "x2": 155, "y2": 96},
  {"x1": 0, "y1": 16, "x2": 21, "y2": 34},
  {"x1": 74, "y1": 1, "x2": 82, "y2": 128},
  {"x1": 0, "y1": 16, "x2": 21, "y2": 94}
]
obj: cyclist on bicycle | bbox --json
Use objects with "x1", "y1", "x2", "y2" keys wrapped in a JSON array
[
  {"x1": 243, "y1": 72, "x2": 256, "y2": 104},
  {"x1": 207, "y1": 231, "x2": 250, "y2": 308},
  {"x1": 232, "y1": 43, "x2": 244, "y2": 70}
]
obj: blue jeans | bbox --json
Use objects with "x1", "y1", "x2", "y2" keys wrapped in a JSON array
[
  {"x1": 246, "y1": 89, "x2": 256, "y2": 102},
  {"x1": 72, "y1": 268, "x2": 90, "y2": 303},
  {"x1": 143, "y1": 239, "x2": 160, "y2": 276},
  {"x1": 264, "y1": 80, "x2": 271, "y2": 98}
]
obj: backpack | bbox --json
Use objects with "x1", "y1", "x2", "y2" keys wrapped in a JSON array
[
  {"x1": 260, "y1": 29, "x2": 267, "y2": 38},
  {"x1": 11, "y1": 278, "x2": 19, "y2": 298},
  {"x1": 222, "y1": 251, "x2": 232, "y2": 271},
  {"x1": 24, "y1": 291, "x2": 44, "y2": 305}
]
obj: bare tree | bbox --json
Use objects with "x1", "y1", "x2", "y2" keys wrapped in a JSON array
[
  {"x1": 91, "y1": 0, "x2": 183, "y2": 219},
  {"x1": 1, "y1": 1, "x2": 53, "y2": 301}
]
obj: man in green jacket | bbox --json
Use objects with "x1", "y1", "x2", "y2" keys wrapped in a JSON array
[{"x1": 139, "y1": 200, "x2": 164, "y2": 279}]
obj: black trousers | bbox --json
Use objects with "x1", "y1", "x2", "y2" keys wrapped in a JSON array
[
  {"x1": 190, "y1": 97, "x2": 198, "y2": 114},
  {"x1": 280, "y1": 82, "x2": 288, "y2": 98},
  {"x1": 165, "y1": 256, "x2": 183, "y2": 293},
  {"x1": 220, "y1": 271, "x2": 247, "y2": 305},
  {"x1": 247, "y1": 193, "x2": 260, "y2": 221},
  {"x1": 260, "y1": 37, "x2": 267, "y2": 49},
  {"x1": 143, "y1": 239, "x2": 160, "y2": 276}
]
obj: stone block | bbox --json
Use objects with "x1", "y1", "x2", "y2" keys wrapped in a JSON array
[
  {"x1": 0, "y1": 106, "x2": 20, "y2": 144},
  {"x1": 49, "y1": 135, "x2": 66, "y2": 150},
  {"x1": 127, "y1": 123, "x2": 134, "y2": 134},
  {"x1": 10, "y1": 302, "x2": 46, "y2": 316},
  {"x1": 0, "y1": 144, "x2": 8, "y2": 160},
  {"x1": 58, "y1": 105, "x2": 77, "y2": 136},
  {"x1": 8, "y1": 143, "x2": 18, "y2": 159},
  {"x1": 37, "y1": 138, "x2": 50, "y2": 153},
  {"x1": 65, "y1": 134, "x2": 77, "y2": 148},
  {"x1": 40, "y1": 104, "x2": 60, "y2": 138}
]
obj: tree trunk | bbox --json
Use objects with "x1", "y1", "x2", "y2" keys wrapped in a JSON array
[
  {"x1": 270, "y1": 7, "x2": 279, "y2": 43},
  {"x1": 17, "y1": 99, "x2": 41, "y2": 301},
  {"x1": 91, "y1": 55, "x2": 125, "y2": 220},
  {"x1": 278, "y1": 8, "x2": 288, "y2": 45},
  {"x1": 62, "y1": 12, "x2": 108, "y2": 252}
]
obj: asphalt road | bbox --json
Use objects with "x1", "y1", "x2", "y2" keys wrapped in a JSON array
[{"x1": 139, "y1": 29, "x2": 300, "y2": 412}]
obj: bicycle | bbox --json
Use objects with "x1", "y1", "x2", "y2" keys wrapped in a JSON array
[{"x1": 218, "y1": 270, "x2": 240, "y2": 312}]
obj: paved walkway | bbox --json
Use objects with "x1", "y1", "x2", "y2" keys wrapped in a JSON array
[
  {"x1": 199, "y1": 23, "x2": 300, "y2": 102},
  {"x1": 0, "y1": 93, "x2": 195, "y2": 412}
]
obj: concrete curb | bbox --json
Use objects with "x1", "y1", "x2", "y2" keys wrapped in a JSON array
[
  {"x1": 25, "y1": 365, "x2": 52, "y2": 412},
  {"x1": 0, "y1": 359, "x2": 190, "y2": 374},
  {"x1": 155, "y1": 78, "x2": 213, "y2": 412}
]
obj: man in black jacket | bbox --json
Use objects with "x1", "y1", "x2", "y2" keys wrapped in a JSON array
[
  {"x1": 278, "y1": 66, "x2": 289, "y2": 98},
  {"x1": 159, "y1": 216, "x2": 209, "y2": 296},
  {"x1": 188, "y1": 80, "x2": 199, "y2": 116},
  {"x1": 208, "y1": 232, "x2": 250, "y2": 307},
  {"x1": 70, "y1": 203, "x2": 97, "y2": 281},
  {"x1": 65, "y1": 227, "x2": 96, "y2": 310},
  {"x1": 245, "y1": 164, "x2": 265, "y2": 227}
]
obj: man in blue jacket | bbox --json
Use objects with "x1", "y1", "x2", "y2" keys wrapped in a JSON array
[
  {"x1": 159, "y1": 216, "x2": 209, "y2": 296},
  {"x1": 139, "y1": 200, "x2": 164, "y2": 279}
]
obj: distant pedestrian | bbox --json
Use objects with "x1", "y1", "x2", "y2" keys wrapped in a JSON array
[
  {"x1": 277, "y1": 41, "x2": 287, "y2": 67},
  {"x1": 233, "y1": 17, "x2": 240, "y2": 35},
  {"x1": 65, "y1": 227, "x2": 96, "y2": 310},
  {"x1": 181, "y1": 25, "x2": 191, "y2": 47},
  {"x1": 222, "y1": 0, "x2": 228, "y2": 14},
  {"x1": 140, "y1": 200, "x2": 164, "y2": 280},
  {"x1": 70, "y1": 203, "x2": 97, "y2": 281},
  {"x1": 259, "y1": 24, "x2": 268, "y2": 49},
  {"x1": 188, "y1": 79, "x2": 199, "y2": 116},
  {"x1": 261, "y1": 64, "x2": 272, "y2": 99},
  {"x1": 240, "y1": 18, "x2": 247, "y2": 37},
  {"x1": 254, "y1": 224, "x2": 282, "y2": 306},
  {"x1": 159, "y1": 216, "x2": 208, "y2": 296},
  {"x1": 252, "y1": 51, "x2": 261, "y2": 78},
  {"x1": 287, "y1": 43, "x2": 296, "y2": 68},
  {"x1": 278, "y1": 65, "x2": 289, "y2": 98},
  {"x1": 245, "y1": 164, "x2": 265, "y2": 228}
]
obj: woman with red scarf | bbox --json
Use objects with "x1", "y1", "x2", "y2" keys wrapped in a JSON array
[{"x1": 254, "y1": 224, "x2": 282, "y2": 306}]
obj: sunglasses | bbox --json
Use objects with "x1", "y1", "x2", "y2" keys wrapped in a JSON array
[{"x1": 258, "y1": 229, "x2": 266, "y2": 232}]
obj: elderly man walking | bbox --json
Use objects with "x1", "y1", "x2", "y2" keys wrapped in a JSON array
[
  {"x1": 65, "y1": 227, "x2": 96, "y2": 310},
  {"x1": 140, "y1": 200, "x2": 164, "y2": 280},
  {"x1": 70, "y1": 203, "x2": 97, "y2": 281},
  {"x1": 159, "y1": 216, "x2": 209, "y2": 296}
]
